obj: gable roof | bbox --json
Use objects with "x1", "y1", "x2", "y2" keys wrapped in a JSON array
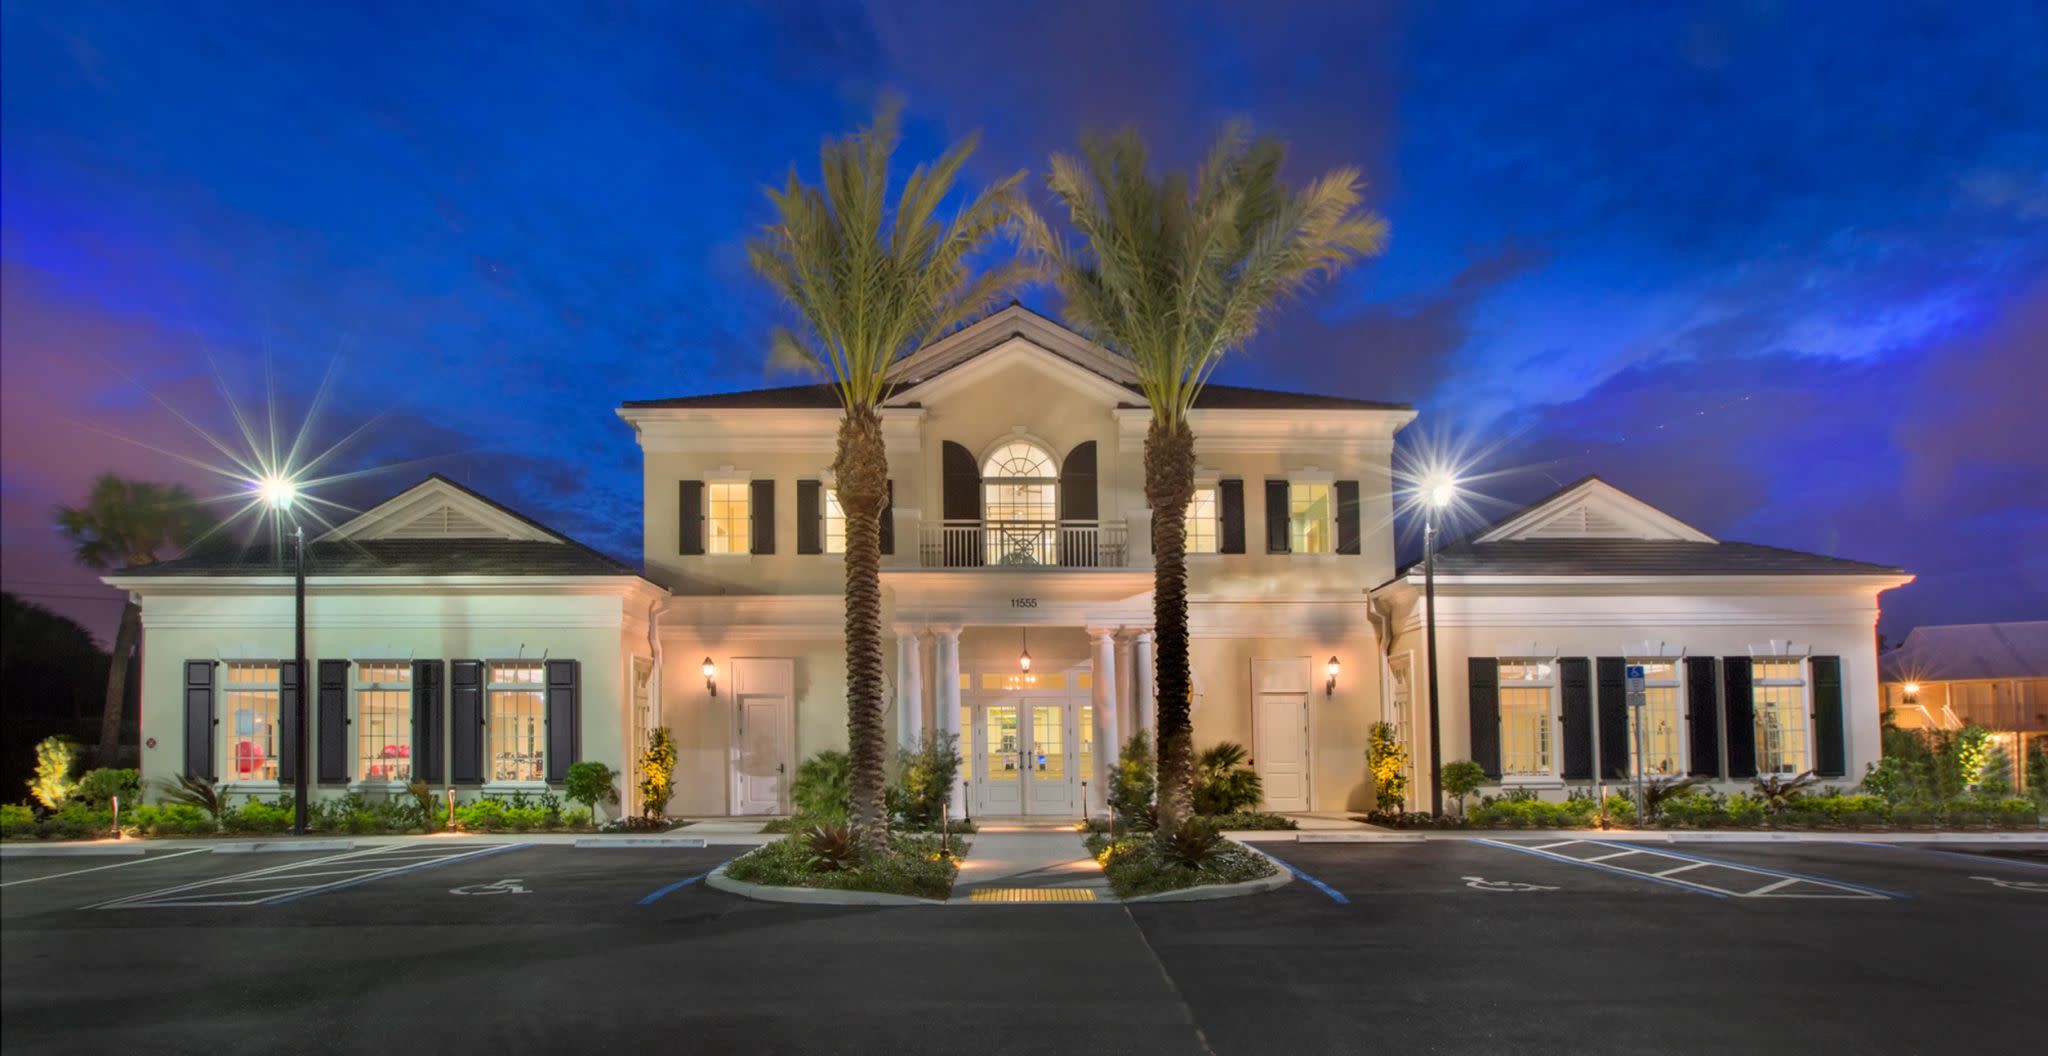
[
  {"x1": 618, "y1": 305, "x2": 1411, "y2": 413},
  {"x1": 1394, "y1": 476, "x2": 1907, "y2": 581},
  {"x1": 119, "y1": 474, "x2": 639, "y2": 579},
  {"x1": 1880, "y1": 622, "x2": 2048, "y2": 682}
]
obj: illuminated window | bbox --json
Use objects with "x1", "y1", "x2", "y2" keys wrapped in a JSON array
[
  {"x1": 223, "y1": 662, "x2": 281, "y2": 783},
  {"x1": 1186, "y1": 486, "x2": 1218, "y2": 554},
  {"x1": 1289, "y1": 482, "x2": 1332, "y2": 554},
  {"x1": 1498, "y1": 659, "x2": 1554, "y2": 777},
  {"x1": 983, "y1": 441, "x2": 1058, "y2": 564},
  {"x1": 1752, "y1": 659, "x2": 1809, "y2": 775},
  {"x1": 706, "y1": 482, "x2": 750, "y2": 555},
  {"x1": 1628, "y1": 660, "x2": 1684, "y2": 777},
  {"x1": 355, "y1": 663, "x2": 413, "y2": 784},
  {"x1": 488, "y1": 662, "x2": 546, "y2": 782},
  {"x1": 823, "y1": 487, "x2": 847, "y2": 555}
]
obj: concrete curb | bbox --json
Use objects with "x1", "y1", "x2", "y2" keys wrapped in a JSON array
[
  {"x1": 0, "y1": 843, "x2": 146, "y2": 858},
  {"x1": 573, "y1": 836, "x2": 708, "y2": 849},
  {"x1": 1262, "y1": 829, "x2": 2048, "y2": 844},
  {"x1": 212, "y1": 839, "x2": 355, "y2": 853},
  {"x1": 704, "y1": 863, "x2": 947, "y2": 906},
  {"x1": 1122, "y1": 848, "x2": 1295, "y2": 903}
]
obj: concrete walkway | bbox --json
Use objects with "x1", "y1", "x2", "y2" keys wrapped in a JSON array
[{"x1": 950, "y1": 824, "x2": 1110, "y2": 904}]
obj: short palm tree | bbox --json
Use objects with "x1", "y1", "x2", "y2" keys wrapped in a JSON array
[
  {"x1": 1024, "y1": 126, "x2": 1387, "y2": 830},
  {"x1": 749, "y1": 103, "x2": 1032, "y2": 851},
  {"x1": 56, "y1": 474, "x2": 207, "y2": 768}
]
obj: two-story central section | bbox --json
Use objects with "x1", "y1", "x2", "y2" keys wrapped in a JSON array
[{"x1": 618, "y1": 306, "x2": 1414, "y2": 818}]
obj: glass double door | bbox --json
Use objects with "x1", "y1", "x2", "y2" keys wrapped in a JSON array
[{"x1": 971, "y1": 699, "x2": 1093, "y2": 817}]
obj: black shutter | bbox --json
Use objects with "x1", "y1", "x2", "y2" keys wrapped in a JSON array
[
  {"x1": 450, "y1": 660, "x2": 484, "y2": 784},
  {"x1": 1597, "y1": 657, "x2": 1630, "y2": 779},
  {"x1": 1723, "y1": 658, "x2": 1757, "y2": 778},
  {"x1": 1560, "y1": 657, "x2": 1593, "y2": 779},
  {"x1": 750, "y1": 478, "x2": 775, "y2": 555},
  {"x1": 1811, "y1": 656, "x2": 1846, "y2": 777},
  {"x1": 880, "y1": 480, "x2": 895, "y2": 556},
  {"x1": 678, "y1": 481, "x2": 704, "y2": 555},
  {"x1": 942, "y1": 441, "x2": 981, "y2": 567},
  {"x1": 1334, "y1": 480, "x2": 1362, "y2": 555},
  {"x1": 1264, "y1": 480, "x2": 1291, "y2": 553},
  {"x1": 545, "y1": 659, "x2": 579, "y2": 783},
  {"x1": 278, "y1": 660, "x2": 300, "y2": 785},
  {"x1": 317, "y1": 660, "x2": 349, "y2": 784},
  {"x1": 1685, "y1": 657, "x2": 1721, "y2": 777},
  {"x1": 183, "y1": 660, "x2": 216, "y2": 780},
  {"x1": 1468, "y1": 657, "x2": 1500, "y2": 778},
  {"x1": 1058, "y1": 442, "x2": 1097, "y2": 565},
  {"x1": 412, "y1": 660, "x2": 444, "y2": 784},
  {"x1": 1218, "y1": 479, "x2": 1246, "y2": 554},
  {"x1": 796, "y1": 480, "x2": 823, "y2": 555}
]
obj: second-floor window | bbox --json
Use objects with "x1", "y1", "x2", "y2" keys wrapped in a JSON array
[
  {"x1": 1289, "y1": 482, "x2": 1333, "y2": 554},
  {"x1": 706, "y1": 482, "x2": 750, "y2": 555},
  {"x1": 983, "y1": 441, "x2": 1058, "y2": 565},
  {"x1": 1186, "y1": 486, "x2": 1218, "y2": 554},
  {"x1": 824, "y1": 487, "x2": 847, "y2": 555}
]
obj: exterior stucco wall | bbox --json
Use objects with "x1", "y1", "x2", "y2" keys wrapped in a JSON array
[{"x1": 654, "y1": 629, "x2": 848, "y2": 816}]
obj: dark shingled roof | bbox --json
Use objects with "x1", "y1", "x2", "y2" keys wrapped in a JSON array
[
  {"x1": 1879, "y1": 622, "x2": 2048, "y2": 682},
  {"x1": 621, "y1": 380, "x2": 1408, "y2": 412},
  {"x1": 1398, "y1": 538, "x2": 1906, "y2": 579},
  {"x1": 120, "y1": 538, "x2": 638, "y2": 578}
]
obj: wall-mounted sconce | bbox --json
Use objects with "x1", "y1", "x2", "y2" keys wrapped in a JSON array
[
  {"x1": 1325, "y1": 656, "x2": 1340, "y2": 697},
  {"x1": 1903, "y1": 681, "x2": 1919, "y2": 705},
  {"x1": 703, "y1": 657, "x2": 718, "y2": 697}
]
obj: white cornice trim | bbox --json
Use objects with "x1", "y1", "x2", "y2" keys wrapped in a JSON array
[
  {"x1": 1115, "y1": 407, "x2": 1413, "y2": 454},
  {"x1": 890, "y1": 336, "x2": 1136, "y2": 409},
  {"x1": 106, "y1": 574, "x2": 667, "y2": 602},
  {"x1": 887, "y1": 306, "x2": 1138, "y2": 386},
  {"x1": 1381, "y1": 572, "x2": 1914, "y2": 596}
]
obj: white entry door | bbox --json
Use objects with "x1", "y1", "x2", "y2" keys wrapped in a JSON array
[
  {"x1": 975, "y1": 703, "x2": 1024, "y2": 815},
  {"x1": 1251, "y1": 658, "x2": 1311, "y2": 813},
  {"x1": 1024, "y1": 700, "x2": 1076, "y2": 815},
  {"x1": 731, "y1": 658, "x2": 794, "y2": 815}
]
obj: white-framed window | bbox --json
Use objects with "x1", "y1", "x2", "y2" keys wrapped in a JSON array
[
  {"x1": 1628, "y1": 659, "x2": 1684, "y2": 778},
  {"x1": 1498, "y1": 659, "x2": 1555, "y2": 778},
  {"x1": 487, "y1": 661, "x2": 546, "y2": 783},
  {"x1": 1186, "y1": 486, "x2": 1219, "y2": 554},
  {"x1": 706, "y1": 481, "x2": 750, "y2": 555},
  {"x1": 823, "y1": 486, "x2": 847, "y2": 555},
  {"x1": 1289, "y1": 482, "x2": 1333, "y2": 554},
  {"x1": 223, "y1": 662, "x2": 282, "y2": 783},
  {"x1": 1752, "y1": 658, "x2": 1810, "y2": 775},
  {"x1": 354, "y1": 662, "x2": 413, "y2": 785},
  {"x1": 983, "y1": 440, "x2": 1059, "y2": 565}
]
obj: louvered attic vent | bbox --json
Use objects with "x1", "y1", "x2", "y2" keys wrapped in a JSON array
[{"x1": 387, "y1": 506, "x2": 494, "y2": 538}]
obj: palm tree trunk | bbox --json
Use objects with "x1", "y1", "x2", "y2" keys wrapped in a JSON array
[
  {"x1": 1145, "y1": 418, "x2": 1198, "y2": 831},
  {"x1": 836, "y1": 406, "x2": 891, "y2": 853},
  {"x1": 96, "y1": 599, "x2": 140, "y2": 769}
]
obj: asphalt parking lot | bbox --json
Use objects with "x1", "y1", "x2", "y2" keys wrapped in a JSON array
[{"x1": 2, "y1": 837, "x2": 2041, "y2": 1054}]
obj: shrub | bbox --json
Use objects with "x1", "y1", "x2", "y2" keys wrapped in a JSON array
[
  {"x1": 1724, "y1": 792, "x2": 1766, "y2": 826},
  {"x1": 791, "y1": 749, "x2": 852, "y2": 824},
  {"x1": 1109, "y1": 731, "x2": 1157, "y2": 833},
  {"x1": 1366, "y1": 722, "x2": 1409, "y2": 813},
  {"x1": 1440, "y1": 760, "x2": 1488, "y2": 815},
  {"x1": 38, "y1": 802, "x2": 113, "y2": 840},
  {"x1": 638, "y1": 727, "x2": 677, "y2": 820},
  {"x1": 123, "y1": 802, "x2": 213, "y2": 837},
  {"x1": 454, "y1": 798, "x2": 508, "y2": 831},
  {"x1": 1751, "y1": 771, "x2": 1823, "y2": 814},
  {"x1": 158, "y1": 773, "x2": 227, "y2": 827},
  {"x1": 1, "y1": 803, "x2": 36, "y2": 838},
  {"x1": 1601, "y1": 792, "x2": 1638, "y2": 827},
  {"x1": 1640, "y1": 776, "x2": 1706, "y2": 824},
  {"x1": 888, "y1": 732, "x2": 961, "y2": 829},
  {"x1": 226, "y1": 797, "x2": 294, "y2": 833},
  {"x1": 803, "y1": 822, "x2": 861, "y2": 872},
  {"x1": 1656, "y1": 790, "x2": 1726, "y2": 828},
  {"x1": 74, "y1": 768, "x2": 142, "y2": 808},
  {"x1": 725, "y1": 832, "x2": 963, "y2": 899},
  {"x1": 1193, "y1": 743, "x2": 1263, "y2": 816},
  {"x1": 29, "y1": 736, "x2": 81, "y2": 810},
  {"x1": 2029, "y1": 741, "x2": 2048, "y2": 802},
  {"x1": 1086, "y1": 829, "x2": 1278, "y2": 899},
  {"x1": 1155, "y1": 818, "x2": 1225, "y2": 868},
  {"x1": 564, "y1": 761, "x2": 620, "y2": 823},
  {"x1": 406, "y1": 781, "x2": 443, "y2": 832},
  {"x1": 1468, "y1": 796, "x2": 1598, "y2": 829},
  {"x1": 1201, "y1": 812, "x2": 1299, "y2": 831}
]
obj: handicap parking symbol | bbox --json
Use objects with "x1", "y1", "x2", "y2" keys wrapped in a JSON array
[
  {"x1": 1969, "y1": 875, "x2": 2047, "y2": 893},
  {"x1": 1461, "y1": 876, "x2": 1559, "y2": 892},
  {"x1": 450, "y1": 878, "x2": 530, "y2": 896}
]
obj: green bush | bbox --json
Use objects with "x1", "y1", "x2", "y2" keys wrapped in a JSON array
[
  {"x1": 1467, "y1": 795, "x2": 1598, "y2": 829},
  {"x1": 1601, "y1": 793, "x2": 1638, "y2": 826},
  {"x1": 225, "y1": 797, "x2": 294, "y2": 833},
  {"x1": 890, "y1": 732, "x2": 962, "y2": 829},
  {"x1": 791, "y1": 749, "x2": 852, "y2": 824},
  {"x1": 2029, "y1": 741, "x2": 2048, "y2": 802},
  {"x1": 74, "y1": 768, "x2": 142, "y2": 808},
  {"x1": 1, "y1": 803, "x2": 37, "y2": 838},
  {"x1": 1366, "y1": 722, "x2": 1409, "y2": 813},
  {"x1": 158, "y1": 773, "x2": 226, "y2": 826},
  {"x1": 564, "y1": 761, "x2": 620, "y2": 822},
  {"x1": 29, "y1": 736, "x2": 81, "y2": 810},
  {"x1": 1440, "y1": 761, "x2": 1488, "y2": 815},
  {"x1": 1193, "y1": 743, "x2": 1264, "y2": 816},
  {"x1": 1084, "y1": 830, "x2": 1278, "y2": 899},
  {"x1": 122, "y1": 803, "x2": 214, "y2": 837},
  {"x1": 37, "y1": 802, "x2": 113, "y2": 840},
  {"x1": 1108, "y1": 730, "x2": 1156, "y2": 833},
  {"x1": 1655, "y1": 790, "x2": 1726, "y2": 828},
  {"x1": 638, "y1": 727, "x2": 677, "y2": 820},
  {"x1": 1201, "y1": 812, "x2": 1299, "y2": 831},
  {"x1": 725, "y1": 832, "x2": 963, "y2": 899},
  {"x1": 1724, "y1": 792, "x2": 1766, "y2": 826},
  {"x1": 454, "y1": 798, "x2": 508, "y2": 831}
]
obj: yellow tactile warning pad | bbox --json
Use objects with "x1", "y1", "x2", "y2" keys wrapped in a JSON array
[{"x1": 968, "y1": 887, "x2": 1099, "y2": 903}]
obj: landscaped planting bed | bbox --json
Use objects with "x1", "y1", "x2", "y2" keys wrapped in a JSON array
[
  {"x1": 1084, "y1": 827, "x2": 1278, "y2": 899},
  {"x1": 723, "y1": 830, "x2": 967, "y2": 900}
]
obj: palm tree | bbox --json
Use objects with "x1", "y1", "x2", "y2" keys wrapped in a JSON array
[
  {"x1": 1024, "y1": 127, "x2": 1387, "y2": 830},
  {"x1": 749, "y1": 103, "x2": 1033, "y2": 851},
  {"x1": 56, "y1": 474, "x2": 207, "y2": 768}
]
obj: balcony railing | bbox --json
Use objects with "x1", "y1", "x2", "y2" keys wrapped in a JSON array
[{"x1": 917, "y1": 519, "x2": 1128, "y2": 569}]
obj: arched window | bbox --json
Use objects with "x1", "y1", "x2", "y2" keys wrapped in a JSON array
[{"x1": 982, "y1": 441, "x2": 1058, "y2": 563}]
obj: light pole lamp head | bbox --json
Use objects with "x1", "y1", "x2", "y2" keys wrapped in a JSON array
[
  {"x1": 1427, "y1": 476, "x2": 1457, "y2": 510},
  {"x1": 259, "y1": 476, "x2": 298, "y2": 511}
]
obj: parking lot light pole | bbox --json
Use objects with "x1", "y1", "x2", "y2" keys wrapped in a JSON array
[
  {"x1": 1424, "y1": 477, "x2": 1455, "y2": 817},
  {"x1": 263, "y1": 477, "x2": 309, "y2": 836}
]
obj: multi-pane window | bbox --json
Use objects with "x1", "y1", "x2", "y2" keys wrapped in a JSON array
[
  {"x1": 1289, "y1": 482, "x2": 1333, "y2": 554},
  {"x1": 355, "y1": 663, "x2": 413, "y2": 784},
  {"x1": 706, "y1": 482, "x2": 750, "y2": 555},
  {"x1": 983, "y1": 442, "x2": 1058, "y2": 564},
  {"x1": 1628, "y1": 660, "x2": 1684, "y2": 777},
  {"x1": 224, "y1": 662, "x2": 281, "y2": 782},
  {"x1": 1185, "y1": 486, "x2": 1218, "y2": 554},
  {"x1": 488, "y1": 662, "x2": 546, "y2": 782},
  {"x1": 1498, "y1": 659, "x2": 1554, "y2": 777},
  {"x1": 823, "y1": 487, "x2": 847, "y2": 555},
  {"x1": 1752, "y1": 659, "x2": 1809, "y2": 775}
]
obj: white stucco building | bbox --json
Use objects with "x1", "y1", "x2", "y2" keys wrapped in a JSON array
[{"x1": 113, "y1": 307, "x2": 1913, "y2": 818}]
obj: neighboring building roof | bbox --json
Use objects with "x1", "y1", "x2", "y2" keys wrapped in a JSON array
[
  {"x1": 1879, "y1": 622, "x2": 2048, "y2": 683},
  {"x1": 117, "y1": 473, "x2": 640, "y2": 579}
]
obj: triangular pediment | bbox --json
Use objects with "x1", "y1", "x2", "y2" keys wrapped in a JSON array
[
  {"x1": 887, "y1": 304, "x2": 1137, "y2": 392},
  {"x1": 1476, "y1": 478, "x2": 1715, "y2": 544},
  {"x1": 318, "y1": 476, "x2": 563, "y2": 543}
]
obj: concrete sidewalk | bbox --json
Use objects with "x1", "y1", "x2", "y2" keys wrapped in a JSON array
[{"x1": 949, "y1": 825, "x2": 1110, "y2": 904}]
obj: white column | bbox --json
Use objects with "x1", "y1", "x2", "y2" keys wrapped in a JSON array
[
  {"x1": 1132, "y1": 629, "x2": 1157, "y2": 741},
  {"x1": 934, "y1": 626, "x2": 964, "y2": 818},
  {"x1": 1114, "y1": 632, "x2": 1136, "y2": 743},
  {"x1": 893, "y1": 625, "x2": 924, "y2": 748},
  {"x1": 1089, "y1": 626, "x2": 1120, "y2": 818}
]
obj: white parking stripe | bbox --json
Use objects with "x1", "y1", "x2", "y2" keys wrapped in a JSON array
[
  {"x1": 88, "y1": 843, "x2": 521, "y2": 909},
  {"x1": 0, "y1": 849, "x2": 207, "y2": 888},
  {"x1": 1654, "y1": 862, "x2": 1707, "y2": 877},
  {"x1": 1478, "y1": 838, "x2": 1899, "y2": 899}
]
